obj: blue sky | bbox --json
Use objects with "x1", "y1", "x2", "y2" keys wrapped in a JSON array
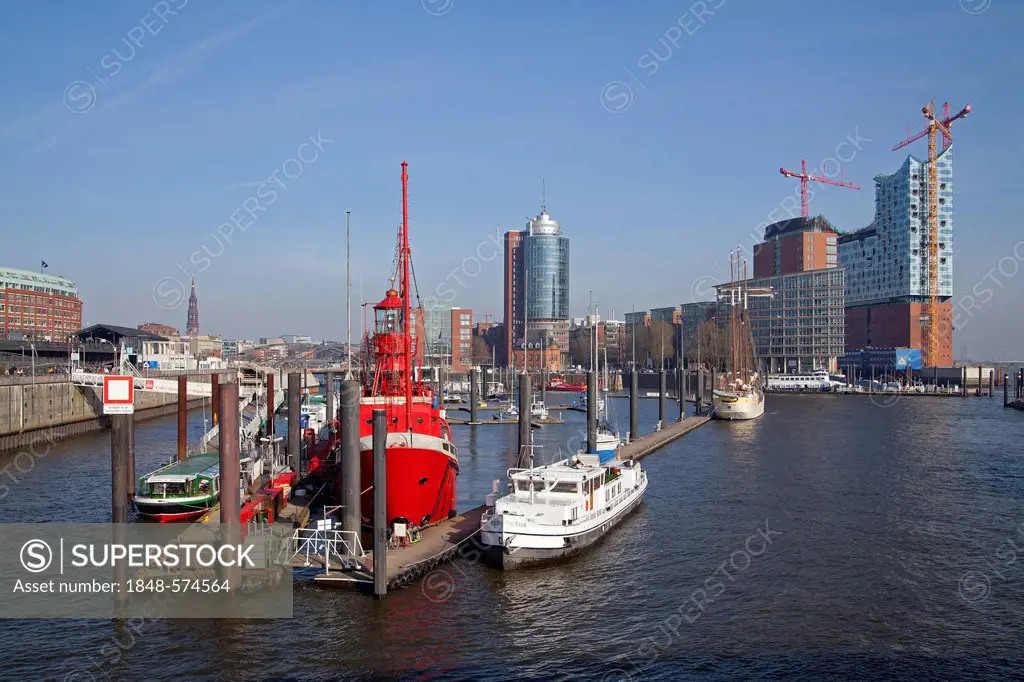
[{"x1": 1, "y1": 0, "x2": 1022, "y2": 359}]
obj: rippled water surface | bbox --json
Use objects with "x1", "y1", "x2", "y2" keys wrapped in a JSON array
[{"x1": 1, "y1": 395, "x2": 1023, "y2": 680}]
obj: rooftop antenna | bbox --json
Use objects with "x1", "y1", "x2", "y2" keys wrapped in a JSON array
[{"x1": 541, "y1": 177, "x2": 547, "y2": 213}]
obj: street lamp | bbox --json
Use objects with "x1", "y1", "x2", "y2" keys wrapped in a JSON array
[{"x1": 96, "y1": 338, "x2": 118, "y2": 371}]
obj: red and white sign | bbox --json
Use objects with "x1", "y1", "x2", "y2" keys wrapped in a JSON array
[{"x1": 103, "y1": 375, "x2": 135, "y2": 414}]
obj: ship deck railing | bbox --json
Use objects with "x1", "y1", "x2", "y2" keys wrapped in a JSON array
[{"x1": 291, "y1": 527, "x2": 366, "y2": 573}]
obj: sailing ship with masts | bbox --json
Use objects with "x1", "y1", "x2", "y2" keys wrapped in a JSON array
[{"x1": 712, "y1": 249, "x2": 774, "y2": 420}]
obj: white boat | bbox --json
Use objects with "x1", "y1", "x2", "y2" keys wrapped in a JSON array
[
  {"x1": 577, "y1": 390, "x2": 604, "y2": 413},
  {"x1": 479, "y1": 453, "x2": 647, "y2": 569},
  {"x1": 712, "y1": 386, "x2": 766, "y2": 420},
  {"x1": 766, "y1": 369, "x2": 832, "y2": 391},
  {"x1": 493, "y1": 402, "x2": 518, "y2": 421},
  {"x1": 530, "y1": 396, "x2": 549, "y2": 419},
  {"x1": 300, "y1": 399, "x2": 328, "y2": 434},
  {"x1": 595, "y1": 343, "x2": 621, "y2": 460}
]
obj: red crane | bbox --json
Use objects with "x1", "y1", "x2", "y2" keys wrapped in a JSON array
[{"x1": 779, "y1": 159, "x2": 861, "y2": 218}]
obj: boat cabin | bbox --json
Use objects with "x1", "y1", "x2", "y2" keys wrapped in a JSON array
[
  {"x1": 501, "y1": 455, "x2": 641, "y2": 525},
  {"x1": 138, "y1": 454, "x2": 220, "y2": 500}
]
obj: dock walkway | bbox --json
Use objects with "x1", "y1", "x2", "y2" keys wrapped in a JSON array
[
  {"x1": 293, "y1": 505, "x2": 486, "y2": 591},
  {"x1": 619, "y1": 415, "x2": 711, "y2": 461}
]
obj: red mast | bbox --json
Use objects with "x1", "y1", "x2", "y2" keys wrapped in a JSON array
[{"x1": 401, "y1": 161, "x2": 413, "y2": 425}]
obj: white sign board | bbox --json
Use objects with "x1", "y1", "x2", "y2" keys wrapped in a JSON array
[{"x1": 103, "y1": 375, "x2": 135, "y2": 415}]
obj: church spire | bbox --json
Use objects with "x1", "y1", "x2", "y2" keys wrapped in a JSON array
[{"x1": 186, "y1": 277, "x2": 199, "y2": 337}]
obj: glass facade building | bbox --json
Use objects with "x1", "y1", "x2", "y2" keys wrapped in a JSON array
[
  {"x1": 839, "y1": 147, "x2": 953, "y2": 305},
  {"x1": 524, "y1": 210, "x2": 570, "y2": 322}
]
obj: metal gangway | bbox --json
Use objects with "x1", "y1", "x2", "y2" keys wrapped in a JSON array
[
  {"x1": 70, "y1": 371, "x2": 214, "y2": 397},
  {"x1": 291, "y1": 526, "x2": 366, "y2": 574},
  {"x1": 197, "y1": 386, "x2": 286, "y2": 452}
]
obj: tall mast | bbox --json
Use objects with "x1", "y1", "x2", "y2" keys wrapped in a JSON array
[
  {"x1": 523, "y1": 231, "x2": 529, "y2": 375},
  {"x1": 346, "y1": 210, "x2": 352, "y2": 379},
  {"x1": 401, "y1": 161, "x2": 413, "y2": 423}
]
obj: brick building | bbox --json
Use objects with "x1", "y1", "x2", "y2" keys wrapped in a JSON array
[{"x1": 0, "y1": 266, "x2": 83, "y2": 340}]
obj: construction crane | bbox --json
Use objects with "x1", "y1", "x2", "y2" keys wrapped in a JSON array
[
  {"x1": 892, "y1": 100, "x2": 971, "y2": 367},
  {"x1": 894, "y1": 101, "x2": 970, "y2": 153},
  {"x1": 779, "y1": 159, "x2": 861, "y2": 218}
]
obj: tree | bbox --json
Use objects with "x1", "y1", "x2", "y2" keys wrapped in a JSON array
[
  {"x1": 569, "y1": 329, "x2": 593, "y2": 368},
  {"x1": 685, "y1": 320, "x2": 730, "y2": 371},
  {"x1": 470, "y1": 335, "x2": 492, "y2": 366}
]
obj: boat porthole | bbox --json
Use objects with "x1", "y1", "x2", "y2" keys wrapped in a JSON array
[{"x1": 418, "y1": 477, "x2": 428, "y2": 485}]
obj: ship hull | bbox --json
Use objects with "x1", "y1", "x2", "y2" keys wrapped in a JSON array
[
  {"x1": 359, "y1": 437, "x2": 458, "y2": 528},
  {"x1": 480, "y1": 485, "x2": 645, "y2": 570},
  {"x1": 133, "y1": 496, "x2": 218, "y2": 522},
  {"x1": 712, "y1": 391, "x2": 765, "y2": 420}
]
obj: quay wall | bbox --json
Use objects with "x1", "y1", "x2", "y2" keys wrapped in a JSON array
[{"x1": 0, "y1": 374, "x2": 210, "y2": 453}]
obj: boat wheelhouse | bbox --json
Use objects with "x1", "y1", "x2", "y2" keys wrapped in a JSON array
[
  {"x1": 134, "y1": 453, "x2": 220, "y2": 522},
  {"x1": 480, "y1": 453, "x2": 647, "y2": 569}
]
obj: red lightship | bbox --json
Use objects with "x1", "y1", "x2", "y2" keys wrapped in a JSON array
[{"x1": 358, "y1": 161, "x2": 459, "y2": 528}]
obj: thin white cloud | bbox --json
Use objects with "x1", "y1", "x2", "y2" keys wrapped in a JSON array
[{"x1": 17, "y1": 0, "x2": 304, "y2": 158}]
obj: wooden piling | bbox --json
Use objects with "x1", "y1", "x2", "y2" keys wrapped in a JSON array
[
  {"x1": 989, "y1": 370, "x2": 995, "y2": 398},
  {"x1": 676, "y1": 367, "x2": 684, "y2": 420},
  {"x1": 586, "y1": 370, "x2": 597, "y2": 454},
  {"x1": 1004, "y1": 371, "x2": 1010, "y2": 407},
  {"x1": 110, "y1": 414, "x2": 131, "y2": 524},
  {"x1": 211, "y1": 372, "x2": 220, "y2": 426},
  {"x1": 287, "y1": 372, "x2": 301, "y2": 473},
  {"x1": 372, "y1": 409, "x2": 387, "y2": 599},
  {"x1": 658, "y1": 369, "x2": 666, "y2": 425},
  {"x1": 326, "y1": 371, "x2": 336, "y2": 424},
  {"x1": 517, "y1": 373, "x2": 531, "y2": 467},
  {"x1": 126, "y1": 415, "x2": 135, "y2": 499},
  {"x1": 218, "y1": 378, "x2": 241, "y2": 590},
  {"x1": 111, "y1": 414, "x2": 131, "y2": 611},
  {"x1": 177, "y1": 374, "x2": 187, "y2": 461},
  {"x1": 629, "y1": 369, "x2": 638, "y2": 442},
  {"x1": 340, "y1": 378, "x2": 361, "y2": 540},
  {"x1": 266, "y1": 372, "x2": 275, "y2": 438},
  {"x1": 470, "y1": 367, "x2": 479, "y2": 424}
]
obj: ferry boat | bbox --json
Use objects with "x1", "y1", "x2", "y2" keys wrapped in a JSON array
[
  {"x1": 356, "y1": 161, "x2": 459, "y2": 529},
  {"x1": 133, "y1": 453, "x2": 220, "y2": 522},
  {"x1": 766, "y1": 369, "x2": 833, "y2": 391},
  {"x1": 479, "y1": 453, "x2": 647, "y2": 569}
]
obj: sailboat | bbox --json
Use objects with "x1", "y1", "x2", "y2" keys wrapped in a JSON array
[
  {"x1": 712, "y1": 249, "x2": 773, "y2": 421},
  {"x1": 357, "y1": 161, "x2": 459, "y2": 528}
]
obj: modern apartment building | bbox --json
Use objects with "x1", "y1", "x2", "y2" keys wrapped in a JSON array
[
  {"x1": 719, "y1": 268, "x2": 846, "y2": 373},
  {"x1": 838, "y1": 148, "x2": 954, "y2": 366},
  {"x1": 0, "y1": 266, "x2": 83, "y2": 340}
]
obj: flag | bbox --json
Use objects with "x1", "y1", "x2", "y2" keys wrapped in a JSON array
[{"x1": 41, "y1": 260, "x2": 48, "y2": 269}]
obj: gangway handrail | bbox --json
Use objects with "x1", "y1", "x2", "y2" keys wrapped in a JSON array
[{"x1": 291, "y1": 527, "x2": 366, "y2": 574}]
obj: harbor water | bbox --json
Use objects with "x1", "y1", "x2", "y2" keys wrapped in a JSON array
[{"x1": 1, "y1": 396, "x2": 1022, "y2": 680}]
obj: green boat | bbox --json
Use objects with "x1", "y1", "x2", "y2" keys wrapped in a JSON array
[{"x1": 133, "y1": 453, "x2": 221, "y2": 522}]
